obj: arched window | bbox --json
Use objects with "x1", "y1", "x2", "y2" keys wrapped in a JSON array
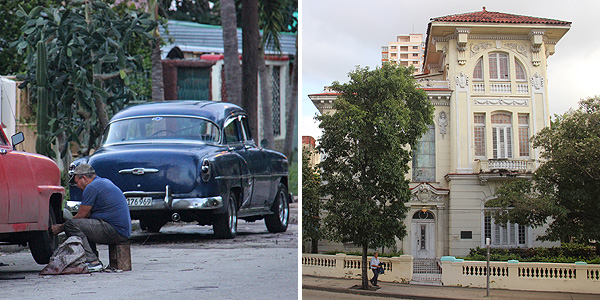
[
  {"x1": 491, "y1": 112, "x2": 512, "y2": 158},
  {"x1": 413, "y1": 210, "x2": 435, "y2": 220},
  {"x1": 473, "y1": 58, "x2": 483, "y2": 81},
  {"x1": 515, "y1": 59, "x2": 526, "y2": 81},
  {"x1": 488, "y1": 53, "x2": 509, "y2": 80}
]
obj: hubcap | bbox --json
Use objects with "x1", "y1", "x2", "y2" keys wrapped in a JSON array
[
  {"x1": 229, "y1": 198, "x2": 237, "y2": 234},
  {"x1": 279, "y1": 191, "x2": 289, "y2": 226}
]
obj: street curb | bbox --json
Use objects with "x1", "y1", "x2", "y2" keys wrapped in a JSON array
[{"x1": 302, "y1": 284, "x2": 476, "y2": 300}]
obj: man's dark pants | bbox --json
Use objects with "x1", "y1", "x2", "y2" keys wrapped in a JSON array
[
  {"x1": 370, "y1": 268, "x2": 379, "y2": 285},
  {"x1": 64, "y1": 219, "x2": 128, "y2": 263}
]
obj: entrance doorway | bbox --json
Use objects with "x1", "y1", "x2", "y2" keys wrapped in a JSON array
[{"x1": 411, "y1": 210, "x2": 435, "y2": 259}]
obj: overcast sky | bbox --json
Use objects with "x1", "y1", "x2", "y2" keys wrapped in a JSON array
[{"x1": 300, "y1": 0, "x2": 600, "y2": 139}]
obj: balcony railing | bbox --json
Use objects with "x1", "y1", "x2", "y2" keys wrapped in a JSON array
[
  {"x1": 471, "y1": 83, "x2": 530, "y2": 94},
  {"x1": 478, "y1": 159, "x2": 534, "y2": 173},
  {"x1": 516, "y1": 83, "x2": 529, "y2": 94},
  {"x1": 490, "y1": 83, "x2": 511, "y2": 93},
  {"x1": 472, "y1": 83, "x2": 485, "y2": 93}
]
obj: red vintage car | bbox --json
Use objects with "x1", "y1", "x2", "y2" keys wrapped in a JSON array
[{"x1": 0, "y1": 128, "x2": 65, "y2": 264}]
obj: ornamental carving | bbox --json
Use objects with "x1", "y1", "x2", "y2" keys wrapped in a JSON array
[
  {"x1": 503, "y1": 42, "x2": 527, "y2": 57},
  {"x1": 473, "y1": 98, "x2": 529, "y2": 106},
  {"x1": 438, "y1": 112, "x2": 448, "y2": 139},
  {"x1": 456, "y1": 72, "x2": 469, "y2": 89},
  {"x1": 531, "y1": 73, "x2": 544, "y2": 90},
  {"x1": 470, "y1": 42, "x2": 492, "y2": 57},
  {"x1": 411, "y1": 183, "x2": 448, "y2": 203}
]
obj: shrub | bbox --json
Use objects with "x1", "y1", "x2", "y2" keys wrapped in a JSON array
[{"x1": 462, "y1": 244, "x2": 599, "y2": 264}]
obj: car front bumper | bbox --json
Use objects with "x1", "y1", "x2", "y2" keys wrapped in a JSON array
[{"x1": 66, "y1": 185, "x2": 223, "y2": 213}]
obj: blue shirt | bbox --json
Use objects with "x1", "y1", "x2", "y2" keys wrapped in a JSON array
[{"x1": 81, "y1": 176, "x2": 132, "y2": 238}]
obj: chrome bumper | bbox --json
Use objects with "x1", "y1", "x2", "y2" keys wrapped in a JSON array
[{"x1": 66, "y1": 185, "x2": 223, "y2": 212}]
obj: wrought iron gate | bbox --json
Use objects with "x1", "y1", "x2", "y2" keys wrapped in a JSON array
[{"x1": 412, "y1": 258, "x2": 442, "y2": 285}]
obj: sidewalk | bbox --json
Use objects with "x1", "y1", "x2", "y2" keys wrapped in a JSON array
[{"x1": 302, "y1": 275, "x2": 600, "y2": 300}]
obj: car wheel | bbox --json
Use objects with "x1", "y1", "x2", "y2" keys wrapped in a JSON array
[
  {"x1": 265, "y1": 183, "x2": 289, "y2": 233},
  {"x1": 213, "y1": 192, "x2": 237, "y2": 239},
  {"x1": 28, "y1": 205, "x2": 58, "y2": 264},
  {"x1": 139, "y1": 218, "x2": 168, "y2": 233}
]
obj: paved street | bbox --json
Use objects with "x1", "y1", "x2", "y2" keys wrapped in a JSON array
[
  {"x1": 0, "y1": 204, "x2": 298, "y2": 300},
  {"x1": 302, "y1": 275, "x2": 600, "y2": 300}
]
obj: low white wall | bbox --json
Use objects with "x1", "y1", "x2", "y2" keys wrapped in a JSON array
[
  {"x1": 441, "y1": 257, "x2": 600, "y2": 294},
  {"x1": 302, "y1": 253, "x2": 413, "y2": 284}
]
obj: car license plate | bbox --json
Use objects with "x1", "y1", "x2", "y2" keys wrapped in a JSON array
[{"x1": 127, "y1": 197, "x2": 153, "y2": 207}]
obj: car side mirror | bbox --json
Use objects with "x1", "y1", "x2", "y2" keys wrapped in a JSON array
[
  {"x1": 260, "y1": 139, "x2": 268, "y2": 148},
  {"x1": 11, "y1": 132, "x2": 24, "y2": 149}
]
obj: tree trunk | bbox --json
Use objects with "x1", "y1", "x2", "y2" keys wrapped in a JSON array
[
  {"x1": 151, "y1": 41, "x2": 164, "y2": 102},
  {"x1": 220, "y1": 0, "x2": 242, "y2": 106},
  {"x1": 258, "y1": 45, "x2": 274, "y2": 149},
  {"x1": 283, "y1": 36, "x2": 298, "y2": 159},
  {"x1": 362, "y1": 244, "x2": 369, "y2": 290},
  {"x1": 149, "y1": 0, "x2": 164, "y2": 102},
  {"x1": 241, "y1": 0, "x2": 259, "y2": 137},
  {"x1": 310, "y1": 238, "x2": 319, "y2": 254}
]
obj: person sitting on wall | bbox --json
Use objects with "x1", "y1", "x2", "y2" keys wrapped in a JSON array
[{"x1": 51, "y1": 164, "x2": 131, "y2": 272}]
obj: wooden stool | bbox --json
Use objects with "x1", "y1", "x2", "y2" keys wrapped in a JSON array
[{"x1": 109, "y1": 240, "x2": 132, "y2": 271}]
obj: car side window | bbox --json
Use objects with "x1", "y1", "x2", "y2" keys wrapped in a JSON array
[
  {"x1": 223, "y1": 118, "x2": 242, "y2": 144},
  {"x1": 240, "y1": 116, "x2": 253, "y2": 142}
]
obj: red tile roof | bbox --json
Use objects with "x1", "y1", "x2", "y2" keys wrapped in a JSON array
[{"x1": 431, "y1": 7, "x2": 571, "y2": 25}]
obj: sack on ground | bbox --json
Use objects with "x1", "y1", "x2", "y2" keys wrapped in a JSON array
[{"x1": 40, "y1": 236, "x2": 88, "y2": 275}]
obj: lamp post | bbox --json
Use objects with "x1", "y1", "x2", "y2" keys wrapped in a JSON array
[{"x1": 486, "y1": 237, "x2": 490, "y2": 297}]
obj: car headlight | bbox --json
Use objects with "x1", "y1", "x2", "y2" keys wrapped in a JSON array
[{"x1": 201, "y1": 159, "x2": 211, "y2": 182}]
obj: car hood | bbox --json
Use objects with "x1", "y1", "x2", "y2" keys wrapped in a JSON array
[{"x1": 88, "y1": 143, "x2": 221, "y2": 194}]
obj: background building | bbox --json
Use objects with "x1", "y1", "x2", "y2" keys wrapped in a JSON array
[
  {"x1": 382, "y1": 34, "x2": 425, "y2": 74},
  {"x1": 311, "y1": 8, "x2": 571, "y2": 258}
]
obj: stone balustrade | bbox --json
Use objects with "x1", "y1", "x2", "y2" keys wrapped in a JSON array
[
  {"x1": 441, "y1": 257, "x2": 600, "y2": 294},
  {"x1": 303, "y1": 254, "x2": 600, "y2": 294},
  {"x1": 478, "y1": 159, "x2": 534, "y2": 173},
  {"x1": 302, "y1": 253, "x2": 413, "y2": 284}
]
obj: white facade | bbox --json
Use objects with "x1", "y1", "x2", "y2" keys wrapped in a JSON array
[{"x1": 310, "y1": 9, "x2": 571, "y2": 258}]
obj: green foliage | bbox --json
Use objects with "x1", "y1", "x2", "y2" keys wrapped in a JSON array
[
  {"x1": 488, "y1": 97, "x2": 600, "y2": 243},
  {"x1": 0, "y1": 0, "x2": 62, "y2": 75},
  {"x1": 463, "y1": 244, "x2": 600, "y2": 264},
  {"x1": 318, "y1": 63, "x2": 434, "y2": 251},
  {"x1": 288, "y1": 150, "x2": 298, "y2": 195},
  {"x1": 12, "y1": 2, "x2": 157, "y2": 157},
  {"x1": 302, "y1": 151, "x2": 322, "y2": 247}
]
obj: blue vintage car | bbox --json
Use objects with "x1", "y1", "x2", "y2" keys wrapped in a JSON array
[{"x1": 67, "y1": 100, "x2": 290, "y2": 238}]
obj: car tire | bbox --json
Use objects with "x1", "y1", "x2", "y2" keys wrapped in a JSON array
[
  {"x1": 265, "y1": 183, "x2": 289, "y2": 233},
  {"x1": 28, "y1": 205, "x2": 58, "y2": 264},
  {"x1": 213, "y1": 191, "x2": 237, "y2": 239},
  {"x1": 140, "y1": 218, "x2": 167, "y2": 233}
]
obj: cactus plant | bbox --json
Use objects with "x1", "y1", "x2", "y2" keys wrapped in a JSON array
[{"x1": 35, "y1": 40, "x2": 51, "y2": 157}]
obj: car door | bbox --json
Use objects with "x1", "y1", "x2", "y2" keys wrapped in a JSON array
[
  {"x1": 223, "y1": 116, "x2": 254, "y2": 209},
  {"x1": 239, "y1": 116, "x2": 271, "y2": 208},
  {"x1": 0, "y1": 137, "x2": 39, "y2": 224}
]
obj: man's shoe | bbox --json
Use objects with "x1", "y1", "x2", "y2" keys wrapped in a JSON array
[{"x1": 86, "y1": 262, "x2": 103, "y2": 273}]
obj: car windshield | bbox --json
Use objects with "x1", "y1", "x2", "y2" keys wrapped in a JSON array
[{"x1": 102, "y1": 116, "x2": 220, "y2": 145}]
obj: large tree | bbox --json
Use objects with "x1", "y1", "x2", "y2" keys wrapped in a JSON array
[
  {"x1": 241, "y1": 0, "x2": 260, "y2": 138},
  {"x1": 487, "y1": 97, "x2": 600, "y2": 244},
  {"x1": 220, "y1": 0, "x2": 242, "y2": 106},
  {"x1": 302, "y1": 150, "x2": 322, "y2": 253},
  {"x1": 318, "y1": 64, "x2": 434, "y2": 289},
  {"x1": 13, "y1": 2, "x2": 156, "y2": 158}
]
